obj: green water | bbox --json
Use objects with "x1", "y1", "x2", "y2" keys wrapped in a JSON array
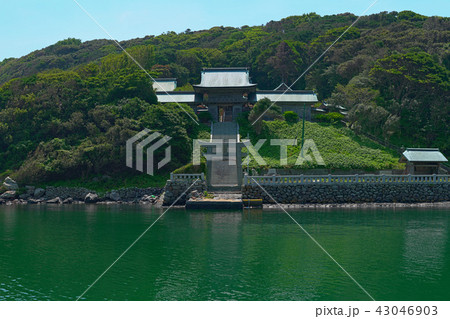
[{"x1": 1, "y1": 205, "x2": 450, "y2": 301}]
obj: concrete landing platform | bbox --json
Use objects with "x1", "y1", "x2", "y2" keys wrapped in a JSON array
[{"x1": 242, "y1": 199, "x2": 263, "y2": 208}]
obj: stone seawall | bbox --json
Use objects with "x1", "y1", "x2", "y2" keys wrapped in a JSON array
[
  {"x1": 242, "y1": 183, "x2": 450, "y2": 204},
  {"x1": 163, "y1": 180, "x2": 207, "y2": 206}
]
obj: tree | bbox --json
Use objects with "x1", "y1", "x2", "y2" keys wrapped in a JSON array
[
  {"x1": 267, "y1": 41, "x2": 303, "y2": 84},
  {"x1": 248, "y1": 98, "x2": 283, "y2": 134}
]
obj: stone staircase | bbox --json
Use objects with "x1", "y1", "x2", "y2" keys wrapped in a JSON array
[{"x1": 208, "y1": 122, "x2": 240, "y2": 191}]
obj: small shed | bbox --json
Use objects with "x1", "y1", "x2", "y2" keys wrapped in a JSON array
[{"x1": 399, "y1": 148, "x2": 448, "y2": 175}]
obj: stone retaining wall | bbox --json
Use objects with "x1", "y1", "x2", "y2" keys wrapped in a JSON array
[
  {"x1": 242, "y1": 183, "x2": 450, "y2": 204},
  {"x1": 163, "y1": 180, "x2": 207, "y2": 206}
]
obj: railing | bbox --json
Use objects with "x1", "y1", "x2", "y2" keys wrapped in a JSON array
[
  {"x1": 170, "y1": 173, "x2": 205, "y2": 181},
  {"x1": 243, "y1": 174, "x2": 449, "y2": 185}
]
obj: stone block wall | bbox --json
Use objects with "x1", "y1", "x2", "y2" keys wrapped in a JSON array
[
  {"x1": 242, "y1": 183, "x2": 450, "y2": 204},
  {"x1": 163, "y1": 180, "x2": 207, "y2": 206}
]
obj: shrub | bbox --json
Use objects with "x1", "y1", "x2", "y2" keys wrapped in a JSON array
[
  {"x1": 315, "y1": 112, "x2": 345, "y2": 124},
  {"x1": 284, "y1": 111, "x2": 299, "y2": 123},
  {"x1": 172, "y1": 157, "x2": 206, "y2": 174},
  {"x1": 197, "y1": 110, "x2": 212, "y2": 123}
]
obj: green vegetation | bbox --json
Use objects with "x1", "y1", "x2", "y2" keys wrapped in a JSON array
[
  {"x1": 197, "y1": 111, "x2": 213, "y2": 123},
  {"x1": 36, "y1": 173, "x2": 169, "y2": 193},
  {"x1": 314, "y1": 112, "x2": 345, "y2": 124},
  {"x1": 248, "y1": 98, "x2": 282, "y2": 133},
  {"x1": 0, "y1": 57, "x2": 209, "y2": 185},
  {"x1": 0, "y1": 10, "x2": 448, "y2": 186},
  {"x1": 240, "y1": 119, "x2": 401, "y2": 171},
  {"x1": 283, "y1": 111, "x2": 299, "y2": 123},
  {"x1": 203, "y1": 191, "x2": 214, "y2": 199}
]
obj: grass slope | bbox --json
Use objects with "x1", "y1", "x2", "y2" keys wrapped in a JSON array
[{"x1": 243, "y1": 120, "x2": 401, "y2": 171}]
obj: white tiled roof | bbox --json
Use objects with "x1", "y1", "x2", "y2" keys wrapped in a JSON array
[{"x1": 195, "y1": 68, "x2": 256, "y2": 88}]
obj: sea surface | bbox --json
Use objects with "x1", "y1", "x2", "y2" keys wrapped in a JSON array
[{"x1": 1, "y1": 205, "x2": 449, "y2": 301}]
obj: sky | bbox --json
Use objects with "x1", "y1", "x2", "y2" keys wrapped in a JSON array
[{"x1": 1, "y1": 0, "x2": 449, "y2": 61}]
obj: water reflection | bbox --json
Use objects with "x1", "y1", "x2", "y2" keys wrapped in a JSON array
[
  {"x1": 0, "y1": 206, "x2": 17, "y2": 241},
  {"x1": 402, "y1": 219, "x2": 447, "y2": 280},
  {"x1": 1, "y1": 206, "x2": 449, "y2": 301}
]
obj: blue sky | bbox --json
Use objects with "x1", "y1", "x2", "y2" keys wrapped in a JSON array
[{"x1": 1, "y1": 0, "x2": 449, "y2": 61}]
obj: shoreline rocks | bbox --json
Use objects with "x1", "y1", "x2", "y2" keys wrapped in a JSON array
[
  {"x1": 34, "y1": 188, "x2": 45, "y2": 198},
  {"x1": 3, "y1": 177, "x2": 18, "y2": 191},
  {"x1": 0, "y1": 183, "x2": 164, "y2": 206},
  {"x1": 84, "y1": 193, "x2": 99, "y2": 204},
  {"x1": 0, "y1": 191, "x2": 17, "y2": 200}
]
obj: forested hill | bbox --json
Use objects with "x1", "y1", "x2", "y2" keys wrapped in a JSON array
[
  {"x1": 0, "y1": 11, "x2": 449, "y2": 185},
  {"x1": 2, "y1": 11, "x2": 449, "y2": 91}
]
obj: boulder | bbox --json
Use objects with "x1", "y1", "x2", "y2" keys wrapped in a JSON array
[
  {"x1": 63, "y1": 197, "x2": 73, "y2": 204},
  {"x1": 189, "y1": 190, "x2": 201, "y2": 199},
  {"x1": 0, "y1": 191, "x2": 17, "y2": 200},
  {"x1": 108, "y1": 191, "x2": 121, "y2": 202},
  {"x1": 19, "y1": 193, "x2": 30, "y2": 200},
  {"x1": 25, "y1": 186, "x2": 35, "y2": 195},
  {"x1": 27, "y1": 199, "x2": 40, "y2": 205},
  {"x1": 47, "y1": 197, "x2": 62, "y2": 204},
  {"x1": 34, "y1": 188, "x2": 45, "y2": 198},
  {"x1": 85, "y1": 193, "x2": 99, "y2": 204},
  {"x1": 3, "y1": 177, "x2": 18, "y2": 191}
]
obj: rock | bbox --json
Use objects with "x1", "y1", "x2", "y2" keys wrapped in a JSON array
[
  {"x1": 19, "y1": 194, "x2": 30, "y2": 200},
  {"x1": 85, "y1": 193, "x2": 99, "y2": 204},
  {"x1": 25, "y1": 186, "x2": 35, "y2": 195},
  {"x1": 34, "y1": 188, "x2": 45, "y2": 198},
  {"x1": 0, "y1": 199, "x2": 5, "y2": 205},
  {"x1": 108, "y1": 191, "x2": 121, "y2": 202},
  {"x1": 189, "y1": 190, "x2": 201, "y2": 199},
  {"x1": 97, "y1": 201, "x2": 116, "y2": 205},
  {"x1": 47, "y1": 197, "x2": 62, "y2": 204},
  {"x1": 63, "y1": 197, "x2": 73, "y2": 204},
  {"x1": 27, "y1": 199, "x2": 39, "y2": 205},
  {"x1": 3, "y1": 177, "x2": 18, "y2": 191},
  {"x1": 0, "y1": 191, "x2": 17, "y2": 200}
]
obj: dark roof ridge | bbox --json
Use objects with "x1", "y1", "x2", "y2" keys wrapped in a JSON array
[{"x1": 202, "y1": 67, "x2": 249, "y2": 71}]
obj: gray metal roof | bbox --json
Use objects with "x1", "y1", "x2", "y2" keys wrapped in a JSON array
[
  {"x1": 255, "y1": 91, "x2": 318, "y2": 103},
  {"x1": 153, "y1": 79, "x2": 177, "y2": 92},
  {"x1": 401, "y1": 148, "x2": 448, "y2": 162},
  {"x1": 156, "y1": 92, "x2": 197, "y2": 103},
  {"x1": 195, "y1": 68, "x2": 256, "y2": 88}
]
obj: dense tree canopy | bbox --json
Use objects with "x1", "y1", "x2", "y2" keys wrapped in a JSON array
[{"x1": 0, "y1": 10, "x2": 449, "y2": 183}]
